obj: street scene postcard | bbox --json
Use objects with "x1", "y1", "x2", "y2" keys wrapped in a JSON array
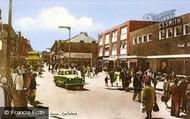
[{"x1": 1, "y1": 0, "x2": 190, "y2": 119}]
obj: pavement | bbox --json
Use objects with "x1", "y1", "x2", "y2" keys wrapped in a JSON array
[{"x1": 34, "y1": 67, "x2": 190, "y2": 119}]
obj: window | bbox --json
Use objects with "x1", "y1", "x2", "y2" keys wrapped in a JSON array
[
  {"x1": 184, "y1": 23, "x2": 190, "y2": 35},
  {"x1": 105, "y1": 34, "x2": 110, "y2": 44},
  {"x1": 133, "y1": 37, "x2": 137, "y2": 44},
  {"x1": 99, "y1": 47, "x2": 103, "y2": 52},
  {"x1": 174, "y1": 26, "x2": 182, "y2": 37},
  {"x1": 137, "y1": 36, "x2": 142, "y2": 44},
  {"x1": 112, "y1": 43, "x2": 117, "y2": 55},
  {"x1": 99, "y1": 36, "x2": 103, "y2": 46},
  {"x1": 142, "y1": 35, "x2": 147, "y2": 43},
  {"x1": 105, "y1": 44, "x2": 109, "y2": 48},
  {"x1": 120, "y1": 40, "x2": 126, "y2": 49},
  {"x1": 166, "y1": 28, "x2": 173, "y2": 38},
  {"x1": 112, "y1": 44, "x2": 117, "y2": 52},
  {"x1": 159, "y1": 30, "x2": 165, "y2": 40},
  {"x1": 120, "y1": 27, "x2": 127, "y2": 40},
  {"x1": 147, "y1": 33, "x2": 152, "y2": 42},
  {"x1": 112, "y1": 31, "x2": 118, "y2": 42}
]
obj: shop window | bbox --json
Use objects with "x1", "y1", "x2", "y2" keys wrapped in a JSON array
[
  {"x1": 166, "y1": 28, "x2": 173, "y2": 38},
  {"x1": 159, "y1": 30, "x2": 165, "y2": 40},
  {"x1": 184, "y1": 23, "x2": 190, "y2": 35},
  {"x1": 174, "y1": 26, "x2": 182, "y2": 37}
]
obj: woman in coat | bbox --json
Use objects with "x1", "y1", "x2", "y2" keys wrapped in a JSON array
[{"x1": 142, "y1": 81, "x2": 156, "y2": 119}]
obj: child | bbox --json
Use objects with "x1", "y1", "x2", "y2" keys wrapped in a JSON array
[{"x1": 105, "y1": 76, "x2": 108, "y2": 87}]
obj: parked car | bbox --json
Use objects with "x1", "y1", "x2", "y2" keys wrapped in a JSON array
[{"x1": 53, "y1": 69, "x2": 85, "y2": 89}]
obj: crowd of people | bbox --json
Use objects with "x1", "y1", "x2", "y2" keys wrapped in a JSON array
[
  {"x1": 104, "y1": 64, "x2": 190, "y2": 119},
  {"x1": 47, "y1": 61, "x2": 100, "y2": 79},
  {"x1": 0, "y1": 62, "x2": 44, "y2": 108}
]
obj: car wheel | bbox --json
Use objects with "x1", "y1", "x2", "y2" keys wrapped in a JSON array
[
  {"x1": 65, "y1": 85, "x2": 70, "y2": 89},
  {"x1": 80, "y1": 86, "x2": 84, "y2": 89},
  {"x1": 55, "y1": 80, "x2": 58, "y2": 86}
]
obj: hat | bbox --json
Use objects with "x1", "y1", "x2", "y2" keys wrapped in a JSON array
[
  {"x1": 32, "y1": 73, "x2": 37, "y2": 78},
  {"x1": 1, "y1": 77, "x2": 7, "y2": 84}
]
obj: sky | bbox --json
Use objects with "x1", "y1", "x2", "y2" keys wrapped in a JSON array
[{"x1": 0, "y1": 0, "x2": 190, "y2": 51}]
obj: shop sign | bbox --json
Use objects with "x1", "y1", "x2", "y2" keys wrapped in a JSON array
[
  {"x1": 177, "y1": 43, "x2": 185, "y2": 48},
  {"x1": 63, "y1": 52, "x2": 92, "y2": 59},
  {"x1": 177, "y1": 43, "x2": 190, "y2": 48},
  {"x1": 159, "y1": 17, "x2": 182, "y2": 30},
  {"x1": 129, "y1": 59, "x2": 137, "y2": 62}
]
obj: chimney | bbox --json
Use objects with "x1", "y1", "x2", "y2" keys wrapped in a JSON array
[{"x1": 80, "y1": 32, "x2": 88, "y2": 36}]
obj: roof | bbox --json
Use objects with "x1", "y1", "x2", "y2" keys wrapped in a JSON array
[
  {"x1": 65, "y1": 32, "x2": 96, "y2": 43},
  {"x1": 98, "y1": 20, "x2": 157, "y2": 36}
]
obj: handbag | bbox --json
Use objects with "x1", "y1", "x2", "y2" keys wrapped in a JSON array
[
  {"x1": 140, "y1": 103, "x2": 146, "y2": 113},
  {"x1": 153, "y1": 103, "x2": 159, "y2": 112},
  {"x1": 161, "y1": 95, "x2": 167, "y2": 102},
  {"x1": 161, "y1": 93, "x2": 169, "y2": 102}
]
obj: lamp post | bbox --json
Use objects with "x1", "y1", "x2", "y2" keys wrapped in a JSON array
[{"x1": 58, "y1": 26, "x2": 71, "y2": 66}]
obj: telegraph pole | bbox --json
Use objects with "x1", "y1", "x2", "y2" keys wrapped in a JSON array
[
  {"x1": 8, "y1": 0, "x2": 12, "y2": 25},
  {"x1": 6, "y1": 0, "x2": 12, "y2": 79}
]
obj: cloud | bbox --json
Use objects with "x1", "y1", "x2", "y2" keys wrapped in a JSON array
[{"x1": 15, "y1": 6, "x2": 102, "y2": 31}]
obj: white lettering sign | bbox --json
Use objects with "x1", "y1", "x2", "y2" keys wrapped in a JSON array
[
  {"x1": 177, "y1": 43, "x2": 185, "y2": 48},
  {"x1": 63, "y1": 52, "x2": 92, "y2": 59}
]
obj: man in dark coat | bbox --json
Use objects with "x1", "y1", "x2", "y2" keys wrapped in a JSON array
[
  {"x1": 120, "y1": 68, "x2": 126, "y2": 89},
  {"x1": 179, "y1": 77, "x2": 188, "y2": 112},
  {"x1": 133, "y1": 71, "x2": 143, "y2": 102},
  {"x1": 28, "y1": 73, "x2": 37, "y2": 105},
  {"x1": 109, "y1": 70, "x2": 114, "y2": 87},
  {"x1": 170, "y1": 79, "x2": 181, "y2": 117},
  {"x1": 125, "y1": 70, "x2": 131, "y2": 91}
]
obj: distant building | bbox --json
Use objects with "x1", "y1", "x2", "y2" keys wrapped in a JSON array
[
  {"x1": 130, "y1": 13, "x2": 190, "y2": 75},
  {"x1": 51, "y1": 32, "x2": 98, "y2": 67}
]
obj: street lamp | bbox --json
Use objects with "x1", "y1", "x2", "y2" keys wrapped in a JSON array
[{"x1": 58, "y1": 26, "x2": 71, "y2": 66}]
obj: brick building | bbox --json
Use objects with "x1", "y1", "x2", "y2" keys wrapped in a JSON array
[
  {"x1": 51, "y1": 32, "x2": 98, "y2": 67},
  {"x1": 130, "y1": 13, "x2": 190, "y2": 75},
  {"x1": 98, "y1": 20, "x2": 156, "y2": 68},
  {"x1": 0, "y1": 24, "x2": 32, "y2": 76}
]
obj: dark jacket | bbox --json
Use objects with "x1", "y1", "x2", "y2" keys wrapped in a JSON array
[
  {"x1": 29, "y1": 78, "x2": 36, "y2": 89},
  {"x1": 133, "y1": 75, "x2": 143, "y2": 91}
]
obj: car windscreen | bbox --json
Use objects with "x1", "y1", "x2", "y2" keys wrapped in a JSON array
[
  {"x1": 0, "y1": 87, "x2": 5, "y2": 107},
  {"x1": 58, "y1": 70, "x2": 78, "y2": 75}
]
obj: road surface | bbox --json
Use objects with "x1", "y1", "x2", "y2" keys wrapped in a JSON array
[{"x1": 35, "y1": 66, "x2": 188, "y2": 119}]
